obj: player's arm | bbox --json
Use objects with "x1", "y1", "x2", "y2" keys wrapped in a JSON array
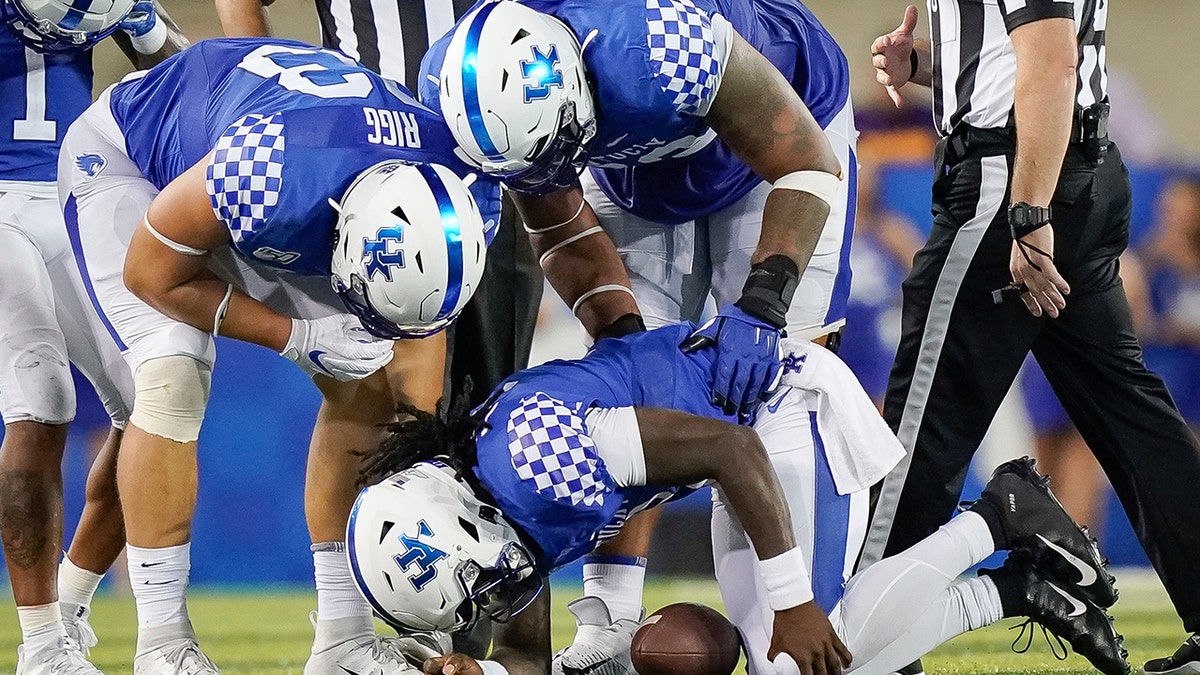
[
  {"x1": 111, "y1": 0, "x2": 189, "y2": 69},
  {"x1": 632, "y1": 407, "x2": 853, "y2": 675},
  {"x1": 214, "y1": 0, "x2": 275, "y2": 37},
  {"x1": 704, "y1": 32, "x2": 840, "y2": 283},
  {"x1": 124, "y1": 157, "x2": 392, "y2": 381},
  {"x1": 1005, "y1": 13, "x2": 1077, "y2": 318},
  {"x1": 123, "y1": 160, "x2": 295, "y2": 351},
  {"x1": 511, "y1": 186, "x2": 643, "y2": 340},
  {"x1": 685, "y1": 31, "x2": 842, "y2": 417},
  {"x1": 424, "y1": 587, "x2": 553, "y2": 675}
]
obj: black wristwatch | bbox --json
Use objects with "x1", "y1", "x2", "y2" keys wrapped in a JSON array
[{"x1": 1008, "y1": 202, "x2": 1052, "y2": 240}]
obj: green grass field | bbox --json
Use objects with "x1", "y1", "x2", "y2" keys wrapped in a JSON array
[{"x1": 0, "y1": 570, "x2": 1184, "y2": 674}]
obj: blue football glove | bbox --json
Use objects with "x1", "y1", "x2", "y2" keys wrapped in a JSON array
[
  {"x1": 117, "y1": 1, "x2": 157, "y2": 37},
  {"x1": 681, "y1": 304, "x2": 782, "y2": 418}
]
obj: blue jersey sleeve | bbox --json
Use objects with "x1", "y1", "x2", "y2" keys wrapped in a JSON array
[
  {"x1": 205, "y1": 113, "x2": 287, "y2": 249},
  {"x1": 644, "y1": 0, "x2": 733, "y2": 117}
]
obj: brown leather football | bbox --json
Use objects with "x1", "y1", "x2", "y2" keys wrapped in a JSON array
[{"x1": 630, "y1": 603, "x2": 742, "y2": 675}]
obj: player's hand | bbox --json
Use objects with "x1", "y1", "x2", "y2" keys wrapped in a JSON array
[
  {"x1": 769, "y1": 602, "x2": 852, "y2": 675},
  {"x1": 424, "y1": 653, "x2": 483, "y2": 675},
  {"x1": 280, "y1": 314, "x2": 394, "y2": 381},
  {"x1": 680, "y1": 304, "x2": 782, "y2": 419},
  {"x1": 1009, "y1": 225, "x2": 1070, "y2": 318},
  {"x1": 117, "y1": 1, "x2": 158, "y2": 37},
  {"x1": 871, "y1": 5, "x2": 919, "y2": 107}
]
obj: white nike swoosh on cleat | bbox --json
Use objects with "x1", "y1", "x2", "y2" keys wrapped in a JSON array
[
  {"x1": 1047, "y1": 580, "x2": 1088, "y2": 617},
  {"x1": 1037, "y1": 533, "x2": 1099, "y2": 586}
]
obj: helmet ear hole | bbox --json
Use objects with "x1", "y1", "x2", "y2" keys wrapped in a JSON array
[
  {"x1": 379, "y1": 520, "x2": 396, "y2": 543},
  {"x1": 458, "y1": 517, "x2": 481, "y2": 543}
]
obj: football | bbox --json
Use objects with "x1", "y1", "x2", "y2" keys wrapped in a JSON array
[{"x1": 630, "y1": 603, "x2": 742, "y2": 675}]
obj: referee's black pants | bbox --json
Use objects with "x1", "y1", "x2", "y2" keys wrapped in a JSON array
[
  {"x1": 447, "y1": 192, "x2": 543, "y2": 408},
  {"x1": 863, "y1": 139, "x2": 1200, "y2": 632}
]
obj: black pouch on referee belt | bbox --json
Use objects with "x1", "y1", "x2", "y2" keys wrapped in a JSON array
[{"x1": 1075, "y1": 101, "x2": 1110, "y2": 164}]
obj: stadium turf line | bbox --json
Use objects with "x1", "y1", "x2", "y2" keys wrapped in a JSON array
[{"x1": 0, "y1": 571, "x2": 1184, "y2": 674}]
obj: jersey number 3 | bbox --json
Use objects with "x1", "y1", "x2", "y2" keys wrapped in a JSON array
[{"x1": 237, "y1": 45, "x2": 373, "y2": 99}]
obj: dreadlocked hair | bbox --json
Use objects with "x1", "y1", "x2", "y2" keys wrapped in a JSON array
[{"x1": 358, "y1": 380, "x2": 490, "y2": 488}]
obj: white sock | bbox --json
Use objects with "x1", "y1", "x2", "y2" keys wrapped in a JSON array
[
  {"x1": 59, "y1": 555, "x2": 105, "y2": 618},
  {"x1": 127, "y1": 543, "x2": 191, "y2": 629},
  {"x1": 313, "y1": 542, "x2": 371, "y2": 622},
  {"x1": 18, "y1": 603, "x2": 66, "y2": 655},
  {"x1": 582, "y1": 555, "x2": 646, "y2": 623},
  {"x1": 952, "y1": 576, "x2": 1004, "y2": 630}
]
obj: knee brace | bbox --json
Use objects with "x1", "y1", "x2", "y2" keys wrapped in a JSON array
[{"x1": 129, "y1": 355, "x2": 212, "y2": 443}]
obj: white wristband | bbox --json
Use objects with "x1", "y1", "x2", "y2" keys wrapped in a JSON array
[
  {"x1": 478, "y1": 660, "x2": 509, "y2": 675},
  {"x1": 759, "y1": 547, "x2": 813, "y2": 611},
  {"x1": 129, "y1": 18, "x2": 167, "y2": 54},
  {"x1": 771, "y1": 170, "x2": 841, "y2": 208},
  {"x1": 537, "y1": 225, "x2": 605, "y2": 267},
  {"x1": 571, "y1": 284, "x2": 634, "y2": 316}
]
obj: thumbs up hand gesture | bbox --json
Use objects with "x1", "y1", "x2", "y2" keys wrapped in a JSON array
[{"x1": 870, "y1": 5, "x2": 921, "y2": 107}]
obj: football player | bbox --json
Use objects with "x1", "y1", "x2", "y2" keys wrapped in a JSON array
[
  {"x1": 0, "y1": 1, "x2": 185, "y2": 673},
  {"x1": 347, "y1": 324, "x2": 1130, "y2": 675},
  {"x1": 421, "y1": 1, "x2": 856, "y2": 667},
  {"x1": 54, "y1": 37, "x2": 525, "y2": 674}
]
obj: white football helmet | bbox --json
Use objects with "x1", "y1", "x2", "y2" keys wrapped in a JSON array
[
  {"x1": 437, "y1": 0, "x2": 596, "y2": 193},
  {"x1": 347, "y1": 462, "x2": 543, "y2": 632},
  {"x1": 331, "y1": 161, "x2": 488, "y2": 339},
  {"x1": 2, "y1": 0, "x2": 133, "y2": 52}
]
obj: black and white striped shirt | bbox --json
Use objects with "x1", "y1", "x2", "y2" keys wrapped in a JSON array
[
  {"x1": 313, "y1": 0, "x2": 475, "y2": 90},
  {"x1": 929, "y1": 0, "x2": 1107, "y2": 136}
]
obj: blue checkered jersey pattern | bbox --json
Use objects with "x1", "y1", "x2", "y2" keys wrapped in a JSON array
[
  {"x1": 472, "y1": 324, "x2": 730, "y2": 572},
  {"x1": 421, "y1": 0, "x2": 847, "y2": 224},
  {"x1": 107, "y1": 38, "x2": 500, "y2": 275},
  {"x1": 0, "y1": 29, "x2": 93, "y2": 182}
]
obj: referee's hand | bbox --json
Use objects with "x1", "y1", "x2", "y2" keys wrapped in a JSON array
[
  {"x1": 871, "y1": 5, "x2": 919, "y2": 107},
  {"x1": 1010, "y1": 225, "x2": 1071, "y2": 318}
]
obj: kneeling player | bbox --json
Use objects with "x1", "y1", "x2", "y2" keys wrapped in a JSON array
[{"x1": 347, "y1": 326, "x2": 1130, "y2": 675}]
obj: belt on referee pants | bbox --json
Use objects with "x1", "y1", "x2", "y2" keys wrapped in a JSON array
[{"x1": 940, "y1": 101, "x2": 1111, "y2": 166}]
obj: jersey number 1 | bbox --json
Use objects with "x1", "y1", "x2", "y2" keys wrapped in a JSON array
[{"x1": 13, "y1": 49, "x2": 56, "y2": 142}]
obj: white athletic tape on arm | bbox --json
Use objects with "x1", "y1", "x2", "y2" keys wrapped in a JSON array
[
  {"x1": 537, "y1": 225, "x2": 604, "y2": 267},
  {"x1": 759, "y1": 547, "x2": 814, "y2": 611},
  {"x1": 571, "y1": 284, "x2": 635, "y2": 317},
  {"x1": 129, "y1": 355, "x2": 212, "y2": 443},
  {"x1": 143, "y1": 217, "x2": 207, "y2": 256},
  {"x1": 212, "y1": 284, "x2": 234, "y2": 337},
  {"x1": 478, "y1": 661, "x2": 509, "y2": 675},
  {"x1": 524, "y1": 197, "x2": 586, "y2": 235},
  {"x1": 584, "y1": 407, "x2": 645, "y2": 487},
  {"x1": 771, "y1": 170, "x2": 841, "y2": 207},
  {"x1": 130, "y1": 18, "x2": 167, "y2": 54}
]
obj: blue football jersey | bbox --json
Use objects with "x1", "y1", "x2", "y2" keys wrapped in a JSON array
[
  {"x1": 421, "y1": 0, "x2": 848, "y2": 224},
  {"x1": 472, "y1": 324, "x2": 730, "y2": 571},
  {"x1": 0, "y1": 28, "x2": 93, "y2": 183},
  {"x1": 108, "y1": 38, "x2": 500, "y2": 276}
]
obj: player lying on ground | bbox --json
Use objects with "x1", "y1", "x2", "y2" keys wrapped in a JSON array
[
  {"x1": 55, "y1": 37, "x2": 504, "y2": 675},
  {"x1": 347, "y1": 325, "x2": 1130, "y2": 675},
  {"x1": 0, "y1": 1, "x2": 186, "y2": 673},
  {"x1": 423, "y1": 1, "x2": 856, "y2": 660}
]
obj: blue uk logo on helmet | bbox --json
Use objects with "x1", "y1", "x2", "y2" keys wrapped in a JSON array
[
  {"x1": 362, "y1": 226, "x2": 406, "y2": 282},
  {"x1": 394, "y1": 520, "x2": 449, "y2": 592},
  {"x1": 521, "y1": 44, "x2": 563, "y2": 102}
]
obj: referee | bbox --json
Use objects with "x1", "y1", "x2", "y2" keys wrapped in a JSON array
[
  {"x1": 867, "y1": 2, "x2": 1200, "y2": 672},
  {"x1": 216, "y1": 0, "x2": 543, "y2": 413}
]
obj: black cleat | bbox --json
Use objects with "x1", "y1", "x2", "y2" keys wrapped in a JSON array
[
  {"x1": 1145, "y1": 635, "x2": 1200, "y2": 674},
  {"x1": 888, "y1": 660, "x2": 924, "y2": 675},
  {"x1": 981, "y1": 556, "x2": 1129, "y2": 675},
  {"x1": 973, "y1": 457, "x2": 1118, "y2": 607}
]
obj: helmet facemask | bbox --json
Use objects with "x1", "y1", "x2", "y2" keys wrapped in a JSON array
[
  {"x1": 457, "y1": 541, "x2": 543, "y2": 626},
  {"x1": 2, "y1": 0, "x2": 130, "y2": 52},
  {"x1": 499, "y1": 98, "x2": 597, "y2": 194}
]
